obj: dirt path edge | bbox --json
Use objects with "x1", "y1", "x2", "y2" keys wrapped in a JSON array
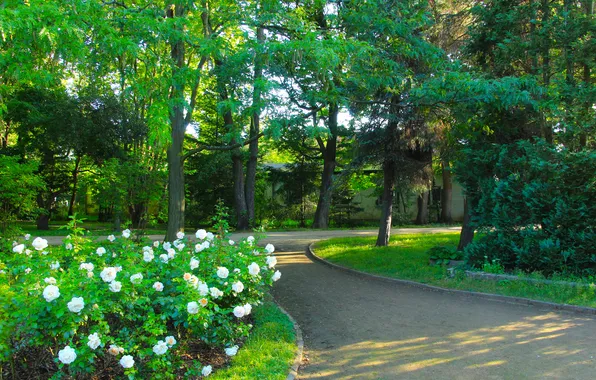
[
  {"x1": 273, "y1": 301, "x2": 304, "y2": 380},
  {"x1": 307, "y1": 243, "x2": 596, "y2": 317}
]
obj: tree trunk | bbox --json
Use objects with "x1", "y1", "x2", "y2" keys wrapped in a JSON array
[
  {"x1": 540, "y1": 0, "x2": 553, "y2": 143},
  {"x1": 245, "y1": 26, "x2": 264, "y2": 228},
  {"x1": 440, "y1": 160, "x2": 453, "y2": 223},
  {"x1": 233, "y1": 148, "x2": 249, "y2": 230},
  {"x1": 457, "y1": 197, "x2": 475, "y2": 251},
  {"x1": 68, "y1": 155, "x2": 82, "y2": 217},
  {"x1": 165, "y1": 4, "x2": 187, "y2": 242},
  {"x1": 313, "y1": 104, "x2": 338, "y2": 229},
  {"x1": 376, "y1": 159, "x2": 396, "y2": 246},
  {"x1": 37, "y1": 214, "x2": 50, "y2": 230},
  {"x1": 415, "y1": 191, "x2": 429, "y2": 225},
  {"x1": 580, "y1": 0, "x2": 593, "y2": 149}
]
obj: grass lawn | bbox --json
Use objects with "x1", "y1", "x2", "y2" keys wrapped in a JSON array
[
  {"x1": 211, "y1": 300, "x2": 297, "y2": 379},
  {"x1": 313, "y1": 233, "x2": 596, "y2": 309}
]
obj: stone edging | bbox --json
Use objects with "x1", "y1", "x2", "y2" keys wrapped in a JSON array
[
  {"x1": 448, "y1": 268, "x2": 594, "y2": 288},
  {"x1": 307, "y1": 243, "x2": 596, "y2": 317},
  {"x1": 274, "y1": 302, "x2": 304, "y2": 380}
]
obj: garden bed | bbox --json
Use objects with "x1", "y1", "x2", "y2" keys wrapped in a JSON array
[{"x1": 0, "y1": 225, "x2": 291, "y2": 379}]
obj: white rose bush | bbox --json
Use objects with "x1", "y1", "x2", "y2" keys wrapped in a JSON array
[{"x1": 0, "y1": 226, "x2": 280, "y2": 378}]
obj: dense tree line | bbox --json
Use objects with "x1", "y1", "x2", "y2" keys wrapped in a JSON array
[{"x1": 0, "y1": 0, "x2": 593, "y2": 275}]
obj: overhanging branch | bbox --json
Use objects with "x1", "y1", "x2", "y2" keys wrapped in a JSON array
[{"x1": 182, "y1": 132, "x2": 264, "y2": 162}]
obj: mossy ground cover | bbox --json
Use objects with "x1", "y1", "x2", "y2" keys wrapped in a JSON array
[{"x1": 314, "y1": 233, "x2": 596, "y2": 308}]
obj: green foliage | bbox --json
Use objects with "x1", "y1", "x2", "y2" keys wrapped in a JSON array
[
  {"x1": 428, "y1": 245, "x2": 462, "y2": 265},
  {"x1": 0, "y1": 156, "x2": 44, "y2": 233},
  {"x1": 92, "y1": 156, "x2": 166, "y2": 230},
  {"x1": 0, "y1": 224, "x2": 282, "y2": 378},
  {"x1": 481, "y1": 256, "x2": 506, "y2": 275},
  {"x1": 462, "y1": 140, "x2": 596, "y2": 276}
]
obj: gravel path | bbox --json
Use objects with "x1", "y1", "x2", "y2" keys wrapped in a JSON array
[
  {"x1": 263, "y1": 229, "x2": 596, "y2": 380},
  {"x1": 46, "y1": 228, "x2": 596, "y2": 379}
]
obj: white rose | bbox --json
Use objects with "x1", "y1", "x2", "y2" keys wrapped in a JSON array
[
  {"x1": 65, "y1": 243, "x2": 73, "y2": 250},
  {"x1": 163, "y1": 242, "x2": 172, "y2": 250},
  {"x1": 120, "y1": 355, "x2": 134, "y2": 368},
  {"x1": 165, "y1": 336, "x2": 177, "y2": 346},
  {"x1": 225, "y1": 345, "x2": 239, "y2": 356},
  {"x1": 233, "y1": 305, "x2": 246, "y2": 318},
  {"x1": 44, "y1": 277, "x2": 56, "y2": 284},
  {"x1": 228, "y1": 239, "x2": 235, "y2": 245},
  {"x1": 197, "y1": 282, "x2": 209, "y2": 296},
  {"x1": 216, "y1": 267, "x2": 229, "y2": 279},
  {"x1": 122, "y1": 229, "x2": 131, "y2": 238},
  {"x1": 187, "y1": 301, "x2": 199, "y2": 314},
  {"x1": 67, "y1": 296, "x2": 85, "y2": 313},
  {"x1": 248, "y1": 262, "x2": 260, "y2": 276},
  {"x1": 246, "y1": 236, "x2": 255, "y2": 245},
  {"x1": 50, "y1": 261, "x2": 60, "y2": 270},
  {"x1": 190, "y1": 258, "x2": 200, "y2": 270},
  {"x1": 175, "y1": 243, "x2": 185, "y2": 251},
  {"x1": 143, "y1": 251, "x2": 154, "y2": 262},
  {"x1": 153, "y1": 282, "x2": 164, "y2": 292},
  {"x1": 108, "y1": 344, "x2": 122, "y2": 356},
  {"x1": 176, "y1": 231, "x2": 185, "y2": 240},
  {"x1": 100, "y1": 267, "x2": 117, "y2": 283},
  {"x1": 96, "y1": 247, "x2": 106, "y2": 256},
  {"x1": 24, "y1": 234, "x2": 31, "y2": 240},
  {"x1": 13, "y1": 244, "x2": 25, "y2": 254},
  {"x1": 88, "y1": 333, "x2": 101, "y2": 350},
  {"x1": 153, "y1": 240, "x2": 160, "y2": 248},
  {"x1": 79, "y1": 262, "x2": 94, "y2": 272},
  {"x1": 25, "y1": 268, "x2": 32, "y2": 274},
  {"x1": 142, "y1": 246, "x2": 152, "y2": 252},
  {"x1": 233, "y1": 268, "x2": 241, "y2": 273},
  {"x1": 43, "y1": 285, "x2": 60, "y2": 302},
  {"x1": 159, "y1": 254, "x2": 169, "y2": 263},
  {"x1": 130, "y1": 273, "x2": 143, "y2": 284},
  {"x1": 195, "y1": 229, "x2": 207, "y2": 240},
  {"x1": 265, "y1": 243, "x2": 275, "y2": 254},
  {"x1": 272, "y1": 270, "x2": 282, "y2": 282},
  {"x1": 206, "y1": 232, "x2": 214, "y2": 241},
  {"x1": 202, "y1": 365, "x2": 212, "y2": 376},
  {"x1": 266, "y1": 256, "x2": 277, "y2": 268},
  {"x1": 244, "y1": 303, "x2": 252, "y2": 315},
  {"x1": 232, "y1": 281, "x2": 244, "y2": 293},
  {"x1": 107, "y1": 234, "x2": 116, "y2": 242},
  {"x1": 109, "y1": 281, "x2": 122, "y2": 292},
  {"x1": 152, "y1": 340, "x2": 168, "y2": 355},
  {"x1": 167, "y1": 248, "x2": 176, "y2": 259},
  {"x1": 32, "y1": 237, "x2": 48, "y2": 251},
  {"x1": 209, "y1": 287, "x2": 223, "y2": 299},
  {"x1": 58, "y1": 345, "x2": 76, "y2": 364}
]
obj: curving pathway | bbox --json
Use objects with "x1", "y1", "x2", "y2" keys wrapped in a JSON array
[{"x1": 257, "y1": 229, "x2": 596, "y2": 380}]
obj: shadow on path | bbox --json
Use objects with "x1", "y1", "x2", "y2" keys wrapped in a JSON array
[{"x1": 269, "y1": 239, "x2": 596, "y2": 380}]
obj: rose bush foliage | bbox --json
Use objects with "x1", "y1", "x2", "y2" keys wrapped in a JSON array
[{"x1": 0, "y1": 229, "x2": 281, "y2": 378}]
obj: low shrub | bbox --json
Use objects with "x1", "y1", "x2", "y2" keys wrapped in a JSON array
[
  {"x1": 427, "y1": 245, "x2": 462, "y2": 265},
  {"x1": 461, "y1": 141, "x2": 596, "y2": 277},
  {"x1": 0, "y1": 225, "x2": 281, "y2": 378}
]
